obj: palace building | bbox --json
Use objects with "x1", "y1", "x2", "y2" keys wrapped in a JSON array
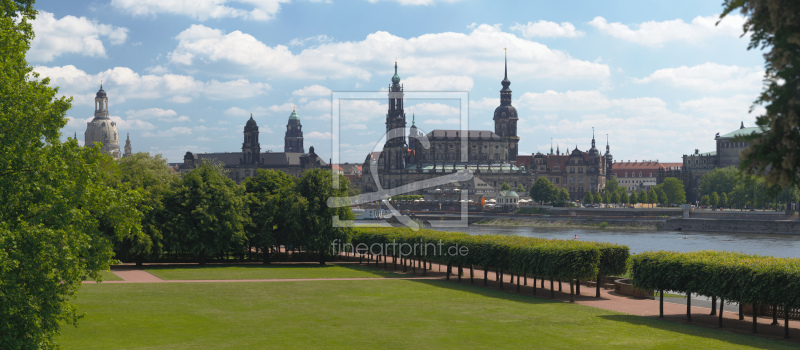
[
  {"x1": 178, "y1": 109, "x2": 327, "y2": 183},
  {"x1": 361, "y1": 55, "x2": 612, "y2": 201}
]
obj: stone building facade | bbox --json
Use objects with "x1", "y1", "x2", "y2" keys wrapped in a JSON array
[
  {"x1": 177, "y1": 110, "x2": 326, "y2": 183},
  {"x1": 361, "y1": 57, "x2": 611, "y2": 201},
  {"x1": 84, "y1": 84, "x2": 121, "y2": 159},
  {"x1": 658, "y1": 122, "x2": 762, "y2": 203}
]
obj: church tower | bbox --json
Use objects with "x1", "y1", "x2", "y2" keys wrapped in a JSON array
[
  {"x1": 383, "y1": 61, "x2": 407, "y2": 172},
  {"x1": 284, "y1": 107, "x2": 304, "y2": 153},
  {"x1": 605, "y1": 134, "x2": 613, "y2": 176},
  {"x1": 123, "y1": 133, "x2": 132, "y2": 157},
  {"x1": 84, "y1": 83, "x2": 121, "y2": 159},
  {"x1": 242, "y1": 113, "x2": 260, "y2": 164},
  {"x1": 493, "y1": 49, "x2": 519, "y2": 163}
]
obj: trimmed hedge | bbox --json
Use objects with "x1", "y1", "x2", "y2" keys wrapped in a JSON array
[
  {"x1": 349, "y1": 227, "x2": 629, "y2": 282},
  {"x1": 631, "y1": 251, "x2": 800, "y2": 309}
]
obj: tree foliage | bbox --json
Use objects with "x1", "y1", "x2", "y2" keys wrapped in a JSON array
[
  {"x1": 296, "y1": 169, "x2": 354, "y2": 264},
  {"x1": 530, "y1": 177, "x2": 556, "y2": 204},
  {"x1": 0, "y1": 2, "x2": 142, "y2": 347},
  {"x1": 721, "y1": 0, "x2": 800, "y2": 188},
  {"x1": 500, "y1": 181, "x2": 511, "y2": 191},
  {"x1": 163, "y1": 160, "x2": 247, "y2": 265},
  {"x1": 699, "y1": 166, "x2": 738, "y2": 197}
]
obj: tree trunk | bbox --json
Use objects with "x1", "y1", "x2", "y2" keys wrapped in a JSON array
[
  {"x1": 422, "y1": 259, "x2": 427, "y2": 276},
  {"x1": 576, "y1": 279, "x2": 580, "y2": 295},
  {"x1": 550, "y1": 278, "x2": 554, "y2": 298},
  {"x1": 686, "y1": 292, "x2": 691, "y2": 322},
  {"x1": 446, "y1": 263, "x2": 451, "y2": 280},
  {"x1": 558, "y1": 279, "x2": 562, "y2": 292},
  {"x1": 772, "y1": 304, "x2": 779, "y2": 325},
  {"x1": 533, "y1": 276, "x2": 537, "y2": 295},
  {"x1": 659, "y1": 289, "x2": 664, "y2": 318},
  {"x1": 569, "y1": 280, "x2": 574, "y2": 303},
  {"x1": 319, "y1": 251, "x2": 326, "y2": 265},
  {"x1": 596, "y1": 273, "x2": 601, "y2": 298},
  {"x1": 516, "y1": 274, "x2": 521, "y2": 293},
  {"x1": 739, "y1": 303, "x2": 744, "y2": 320},
  {"x1": 752, "y1": 303, "x2": 758, "y2": 334},
  {"x1": 483, "y1": 268, "x2": 488, "y2": 286},
  {"x1": 710, "y1": 296, "x2": 717, "y2": 316},
  {"x1": 199, "y1": 251, "x2": 206, "y2": 266},
  {"x1": 785, "y1": 307, "x2": 790, "y2": 339},
  {"x1": 457, "y1": 264, "x2": 462, "y2": 282},
  {"x1": 719, "y1": 297, "x2": 724, "y2": 327},
  {"x1": 470, "y1": 265, "x2": 474, "y2": 284}
]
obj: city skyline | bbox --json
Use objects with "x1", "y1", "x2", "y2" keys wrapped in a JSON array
[{"x1": 34, "y1": 0, "x2": 764, "y2": 164}]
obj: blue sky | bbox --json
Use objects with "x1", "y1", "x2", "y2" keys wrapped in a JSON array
[{"x1": 35, "y1": 0, "x2": 764, "y2": 164}]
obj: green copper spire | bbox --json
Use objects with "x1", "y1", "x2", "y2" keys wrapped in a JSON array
[
  {"x1": 289, "y1": 106, "x2": 300, "y2": 121},
  {"x1": 391, "y1": 60, "x2": 400, "y2": 84}
]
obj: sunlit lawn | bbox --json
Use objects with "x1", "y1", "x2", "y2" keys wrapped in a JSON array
[
  {"x1": 84, "y1": 270, "x2": 123, "y2": 282},
  {"x1": 60, "y1": 278, "x2": 793, "y2": 349},
  {"x1": 145, "y1": 263, "x2": 403, "y2": 280}
]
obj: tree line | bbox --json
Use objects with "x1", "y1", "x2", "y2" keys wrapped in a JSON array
[
  {"x1": 116, "y1": 154, "x2": 354, "y2": 266},
  {"x1": 528, "y1": 176, "x2": 687, "y2": 207},
  {"x1": 697, "y1": 166, "x2": 799, "y2": 210}
]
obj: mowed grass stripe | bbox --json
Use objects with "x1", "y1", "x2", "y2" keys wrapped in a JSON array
[
  {"x1": 59, "y1": 279, "x2": 793, "y2": 349},
  {"x1": 145, "y1": 263, "x2": 403, "y2": 280}
]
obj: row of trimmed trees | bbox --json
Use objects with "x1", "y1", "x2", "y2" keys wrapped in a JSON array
[
  {"x1": 115, "y1": 154, "x2": 353, "y2": 266},
  {"x1": 529, "y1": 176, "x2": 687, "y2": 207}
]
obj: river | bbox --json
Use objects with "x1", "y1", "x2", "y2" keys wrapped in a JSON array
[{"x1": 432, "y1": 225, "x2": 800, "y2": 259}]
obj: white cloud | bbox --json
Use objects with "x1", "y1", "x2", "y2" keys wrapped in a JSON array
[
  {"x1": 408, "y1": 102, "x2": 460, "y2": 117},
  {"x1": 289, "y1": 34, "x2": 334, "y2": 47},
  {"x1": 167, "y1": 24, "x2": 610, "y2": 81},
  {"x1": 402, "y1": 75, "x2": 474, "y2": 91},
  {"x1": 306, "y1": 131, "x2": 333, "y2": 139},
  {"x1": 29, "y1": 11, "x2": 128, "y2": 62},
  {"x1": 32, "y1": 65, "x2": 269, "y2": 105},
  {"x1": 635, "y1": 63, "x2": 763, "y2": 92},
  {"x1": 125, "y1": 108, "x2": 192, "y2": 122},
  {"x1": 142, "y1": 126, "x2": 193, "y2": 137},
  {"x1": 518, "y1": 90, "x2": 612, "y2": 111},
  {"x1": 338, "y1": 100, "x2": 385, "y2": 123},
  {"x1": 510, "y1": 21, "x2": 584, "y2": 38},
  {"x1": 292, "y1": 85, "x2": 331, "y2": 96},
  {"x1": 588, "y1": 14, "x2": 746, "y2": 47},
  {"x1": 679, "y1": 94, "x2": 764, "y2": 124},
  {"x1": 111, "y1": 0, "x2": 289, "y2": 21}
]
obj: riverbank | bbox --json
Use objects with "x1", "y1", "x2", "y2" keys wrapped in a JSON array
[{"x1": 474, "y1": 217, "x2": 662, "y2": 231}]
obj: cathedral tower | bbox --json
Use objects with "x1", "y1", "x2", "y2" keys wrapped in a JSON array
[
  {"x1": 242, "y1": 113, "x2": 260, "y2": 164},
  {"x1": 284, "y1": 107, "x2": 304, "y2": 153},
  {"x1": 123, "y1": 133, "x2": 132, "y2": 157},
  {"x1": 84, "y1": 83, "x2": 121, "y2": 158},
  {"x1": 383, "y1": 61, "x2": 407, "y2": 172},
  {"x1": 493, "y1": 50, "x2": 519, "y2": 162}
]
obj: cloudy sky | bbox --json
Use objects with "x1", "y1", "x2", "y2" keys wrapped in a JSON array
[{"x1": 36, "y1": 0, "x2": 763, "y2": 164}]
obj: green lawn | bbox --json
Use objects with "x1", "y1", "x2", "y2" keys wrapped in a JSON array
[
  {"x1": 83, "y1": 270, "x2": 123, "y2": 282},
  {"x1": 145, "y1": 263, "x2": 403, "y2": 280},
  {"x1": 59, "y1": 279, "x2": 793, "y2": 349}
]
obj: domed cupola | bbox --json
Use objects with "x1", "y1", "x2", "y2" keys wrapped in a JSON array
[
  {"x1": 605, "y1": 134, "x2": 613, "y2": 162},
  {"x1": 245, "y1": 113, "x2": 258, "y2": 132},
  {"x1": 84, "y1": 83, "x2": 120, "y2": 158},
  {"x1": 391, "y1": 61, "x2": 401, "y2": 85},
  {"x1": 285, "y1": 106, "x2": 304, "y2": 153}
]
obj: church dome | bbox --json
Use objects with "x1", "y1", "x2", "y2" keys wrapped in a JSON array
[
  {"x1": 391, "y1": 62, "x2": 401, "y2": 84},
  {"x1": 245, "y1": 114, "x2": 258, "y2": 132},
  {"x1": 289, "y1": 108, "x2": 300, "y2": 122},
  {"x1": 493, "y1": 105, "x2": 518, "y2": 120},
  {"x1": 96, "y1": 84, "x2": 107, "y2": 98}
]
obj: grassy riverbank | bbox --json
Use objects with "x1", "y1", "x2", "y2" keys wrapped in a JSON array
[{"x1": 475, "y1": 217, "x2": 662, "y2": 230}]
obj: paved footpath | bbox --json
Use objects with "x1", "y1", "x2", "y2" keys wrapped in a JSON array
[{"x1": 90, "y1": 256, "x2": 800, "y2": 344}]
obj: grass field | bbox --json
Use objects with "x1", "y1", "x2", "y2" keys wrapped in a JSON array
[
  {"x1": 59, "y1": 277, "x2": 793, "y2": 349},
  {"x1": 145, "y1": 263, "x2": 403, "y2": 280}
]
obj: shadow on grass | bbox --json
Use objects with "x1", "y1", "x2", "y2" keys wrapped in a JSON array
[{"x1": 597, "y1": 314, "x2": 798, "y2": 349}]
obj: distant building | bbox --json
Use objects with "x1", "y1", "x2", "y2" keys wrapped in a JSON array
[
  {"x1": 659, "y1": 122, "x2": 763, "y2": 203},
  {"x1": 177, "y1": 110, "x2": 326, "y2": 183},
  {"x1": 84, "y1": 84, "x2": 121, "y2": 159},
  {"x1": 611, "y1": 160, "x2": 680, "y2": 193}
]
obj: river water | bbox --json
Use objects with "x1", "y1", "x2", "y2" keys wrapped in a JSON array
[{"x1": 432, "y1": 225, "x2": 800, "y2": 259}]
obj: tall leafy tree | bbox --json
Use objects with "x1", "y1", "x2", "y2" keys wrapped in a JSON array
[
  {"x1": 243, "y1": 169, "x2": 305, "y2": 263},
  {"x1": 163, "y1": 160, "x2": 247, "y2": 265},
  {"x1": 610, "y1": 191, "x2": 620, "y2": 207},
  {"x1": 500, "y1": 181, "x2": 511, "y2": 191},
  {"x1": 661, "y1": 178, "x2": 687, "y2": 205},
  {"x1": 629, "y1": 190, "x2": 638, "y2": 205},
  {"x1": 700, "y1": 195, "x2": 710, "y2": 207},
  {"x1": 557, "y1": 187, "x2": 570, "y2": 205},
  {"x1": 710, "y1": 192, "x2": 720, "y2": 207},
  {"x1": 605, "y1": 177, "x2": 620, "y2": 194},
  {"x1": 639, "y1": 189, "x2": 650, "y2": 205},
  {"x1": 296, "y1": 170, "x2": 354, "y2": 264},
  {"x1": 516, "y1": 183, "x2": 525, "y2": 193},
  {"x1": 582, "y1": 192, "x2": 593, "y2": 206},
  {"x1": 0, "y1": 1, "x2": 142, "y2": 347},
  {"x1": 116, "y1": 153, "x2": 179, "y2": 265},
  {"x1": 721, "y1": 192, "x2": 729, "y2": 208},
  {"x1": 530, "y1": 177, "x2": 556, "y2": 204},
  {"x1": 698, "y1": 166, "x2": 738, "y2": 197},
  {"x1": 721, "y1": 0, "x2": 800, "y2": 187},
  {"x1": 619, "y1": 191, "x2": 629, "y2": 206},
  {"x1": 647, "y1": 188, "x2": 658, "y2": 204}
]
